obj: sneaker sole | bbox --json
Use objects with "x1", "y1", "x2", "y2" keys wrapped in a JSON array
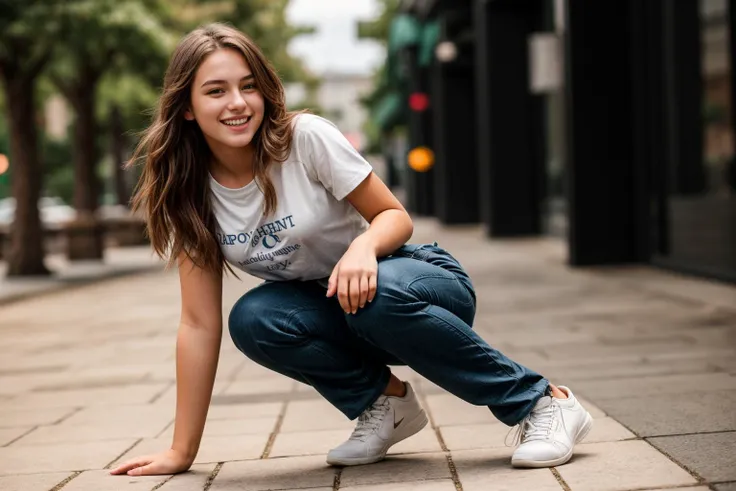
[
  {"x1": 326, "y1": 410, "x2": 429, "y2": 466},
  {"x1": 511, "y1": 411, "x2": 594, "y2": 469}
]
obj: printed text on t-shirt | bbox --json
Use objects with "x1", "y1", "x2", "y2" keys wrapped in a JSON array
[{"x1": 217, "y1": 215, "x2": 296, "y2": 249}]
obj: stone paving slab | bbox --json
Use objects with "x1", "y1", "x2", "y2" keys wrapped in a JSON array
[
  {"x1": 715, "y1": 483, "x2": 736, "y2": 491},
  {"x1": 210, "y1": 455, "x2": 336, "y2": 490},
  {"x1": 568, "y1": 373, "x2": 736, "y2": 400},
  {"x1": 280, "y1": 399, "x2": 356, "y2": 432},
  {"x1": 542, "y1": 358, "x2": 727, "y2": 383},
  {"x1": 114, "y1": 433, "x2": 271, "y2": 466},
  {"x1": 340, "y1": 453, "x2": 451, "y2": 487},
  {"x1": 11, "y1": 417, "x2": 172, "y2": 446},
  {"x1": 0, "y1": 407, "x2": 76, "y2": 428},
  {"x1": 0, "y1": 472, "x2": 72, "y2": 491},
  {"x1": 270, "y1": 426, "x2": 441, "y2": 459},
  {"x1": 0, "y1": 427, "x2": 31, "y2": 446},
  {"x1": 341, "y1": 480, "x2": 456, "y2": 490},
  {"x1": 156, "y1": 464, "x2": 218, "y2": 490},
  {"x1": 159, "y1": 416, "x2": 277, "y2": 439},
  {"x1": 206, "y1": 402, "x2": 283, "y2": 420},
  {"x1": 650, "y1": 488, "x2": 711, "y2": 491},
  {"x1": 452, "y1": 448, "x2": 563, "y2": 491},
  {"x1": 62, "y1": 470, "x2": 167, "y2": 491},
  {"x1": 0, "y1": 246, "x2": 164, "y2": 306},
  {"x1": 554, "y1": 441, "x2": 699, "y2": 491},
  {"x1": 0, "y1": 383, "x2": 169, "y2": 411},
  {"x1": 599, "y1": 390, "x2": 736, "y2": 437},
  {"x1": 648, "y1": 432, "x2": 736, "y2": 483},
  {"x1": 422, "y1": 393, "x2": 500, "y2": 426},
  {"x1": 0, "y1": 439, "x2": 138, "y2": 475}
]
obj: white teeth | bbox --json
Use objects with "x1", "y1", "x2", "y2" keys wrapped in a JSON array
[{"x1": 223, "y1": 118, "x2": 248, "y2": 126}]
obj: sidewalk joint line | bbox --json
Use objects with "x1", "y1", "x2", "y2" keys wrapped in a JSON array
[
  {"x1": 260, "y1": 399, "x2": 288, "y2": 459},
  {"x1": 445, "y1": 454, "x2": 463, "y2": 491},
  {"x1": 202, "y1": 462, "x2": 224, "y2": 491},
  {"x1": 49, "y1": 471, "x2": 82, "y2": 491},
  {"x1": 416, "y1": 384, "x2": 463, "y2": 491},
  {"x1": 610, "y1": 484, "x2": 713, "y2": 491},
  {"x1": 148, "y1": 381, "x2": 175, "y2": 404},
  {"x1": 2, "y1": 425, "x2": 37, "y2": 447},
  {"x1": 332, "y1": 467, "x2": 342, "y2": 490},
  {"x1": 641, "y1": 439, "x2": 707, "y2": 485},
  {"x1": 550, "y1": 468, "x2": 571, "y2": 491},
  {"x1": 645, "y1": 429, "x2": 736, "y2": 438},
  {"x1": 154, "y1": 418, "x2": 176, "y2": 440},
  {"x1": 104, "y1": 438, "x2": 143, "y2": 469},
  {"x1": 150, "y1": 475, "x2": 175, "y2": 491},
  {"x1": 53, "y1": 407, "x2": 82, "y2": 426}
]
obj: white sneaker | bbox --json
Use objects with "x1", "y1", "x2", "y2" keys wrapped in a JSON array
[
  {"x1": 326, "y1": 382, "x2": 428, "y2": 466},
  {"x1": 510, "y1": 386, "x2": 593, "y2": 468}
]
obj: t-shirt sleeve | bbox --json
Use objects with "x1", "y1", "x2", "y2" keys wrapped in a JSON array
[{"x1": 298, "y1": 115, "x2": 373, "y2": 201}]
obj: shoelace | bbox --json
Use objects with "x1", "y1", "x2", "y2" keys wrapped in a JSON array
[
  {"x1": 350, "y1": 399, "x2": 391, "y2": 441},
  {"x1": 505, "y1": 399, "x2": 558, "y2": 447}
]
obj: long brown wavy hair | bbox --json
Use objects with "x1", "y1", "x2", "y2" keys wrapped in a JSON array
[{"x1": 127, "y1": 23, "x2": 301, "y2": 273}]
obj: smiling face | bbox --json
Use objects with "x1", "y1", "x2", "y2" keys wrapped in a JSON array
[{"x1": 185, "y1": 48, "x2": 265, "y2": 152}]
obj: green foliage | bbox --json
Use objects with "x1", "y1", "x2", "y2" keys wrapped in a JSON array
[
  {"x1": 357, "y1": 0, "x2": 401, "y2": 43},
  {"x1": 48, "y1": 0, "x2": 176, "y2": 96},
  {"x1": 97, "y1": 73, "x2": 161, "y2": 135},
  {"x1": 175, "y1": 0, "x2": 316, "y2": 84},
  {"x1": 356, "y1": 0, "x2": 403, "y2": 152}
]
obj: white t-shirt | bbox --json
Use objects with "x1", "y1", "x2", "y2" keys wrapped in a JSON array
[{"x1": 209, "y1": 114, "x2": 372, "y2": 282}]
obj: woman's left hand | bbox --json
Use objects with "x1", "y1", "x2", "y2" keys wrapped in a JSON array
[{"x1": 326, "y1": 239, "x2": 378, "y2": 314}]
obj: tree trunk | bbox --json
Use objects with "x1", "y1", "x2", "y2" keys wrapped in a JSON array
[
  {"x1": 67, "y1": 74, "x2": 104, "y2": 260},
  {"x1": 110, "y1": 105, "x2": 130, "y2": 206},
  {"x1": 4, "y1": 76, "x2": 50, "y2": 276}
]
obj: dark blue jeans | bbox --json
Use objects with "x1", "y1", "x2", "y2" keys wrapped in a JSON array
[{"x1": 228, "y1": 243, "x2": 549, "y2": 425}]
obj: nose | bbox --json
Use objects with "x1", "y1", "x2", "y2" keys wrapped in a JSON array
[{"x1": 227, "y1": 89, "x2": 247, "y2": 111}]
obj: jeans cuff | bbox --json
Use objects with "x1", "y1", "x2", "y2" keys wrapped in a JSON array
[{"x1": 346, "y1": 366, "x2": 392, "y2": 420}]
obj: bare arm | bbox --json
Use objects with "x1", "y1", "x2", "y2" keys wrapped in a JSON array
[
  {"x1": 347, "y1": 172, "x2": 414, "y2": 257},
  {"x1": 327, "y1": 172, "x2": 414, "y2": 312},
  {"x1": 111, "y1": 253, "x2": 223, "y2": 476},
  {"x1": 171, "y1": 254, "x2": 223, "y2": 463}
]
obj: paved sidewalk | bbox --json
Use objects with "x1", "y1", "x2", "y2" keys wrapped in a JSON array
[
  {"x1": 0, "y1": 246, "x2": 165, "y2": 306},
  {"x1": 0, "y1": 218, "x2": 734, "y2": 491}
]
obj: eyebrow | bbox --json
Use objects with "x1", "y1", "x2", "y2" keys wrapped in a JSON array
[{"x1": 201, "y1": 74, "x2": 254, "y2": 88}]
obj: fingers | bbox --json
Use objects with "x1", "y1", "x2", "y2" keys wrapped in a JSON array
[
  {"x1": 337, "y1": 273, "x2": 376, "y2": 314},
  {"x1": 337, "y1": 271, "x2": 351, "y2": 313},
  {"x1": 127, "y1": 462, "x2": 161, "y2": 476},
  {"x1": 349, "y1": 277, "x2": 361, "y2": 314},
  {"x1": 109, "y1": 456, "x2": 152, "y2": 475},
  {"x1": 367, "y1": 273, "x2": 377, "y2": 303},
  {"x1": 358, "y1": 275, "x2": 369, "y2": 309},
  {"x1": 326, "y1": 263, "x2": 339, "y2": 298}
]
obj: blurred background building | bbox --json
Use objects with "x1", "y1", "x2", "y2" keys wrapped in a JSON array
[
  {"x1": 366, "y1": 0, "x2": 736, "y2": 284},
  {"x1": 286, "y1": 72, "x2": 375, "y2": 151}
]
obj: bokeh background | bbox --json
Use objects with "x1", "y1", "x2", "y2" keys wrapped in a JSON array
[{"x1": 0, "y1": 0, "x2": 735, "y2": 284}]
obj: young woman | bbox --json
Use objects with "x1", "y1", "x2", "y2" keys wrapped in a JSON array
[{"x1": 110, "y1": 23, "x2": 593, "y2": 477}]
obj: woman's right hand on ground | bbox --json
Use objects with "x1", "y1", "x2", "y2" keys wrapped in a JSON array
[{"x1": 109, "y1": 448, "x2": 193, "y2": 476}]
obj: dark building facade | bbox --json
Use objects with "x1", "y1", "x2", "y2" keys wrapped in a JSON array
[{"x1": 376, "y1": 0, "x2": 736, "y2": 284}]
